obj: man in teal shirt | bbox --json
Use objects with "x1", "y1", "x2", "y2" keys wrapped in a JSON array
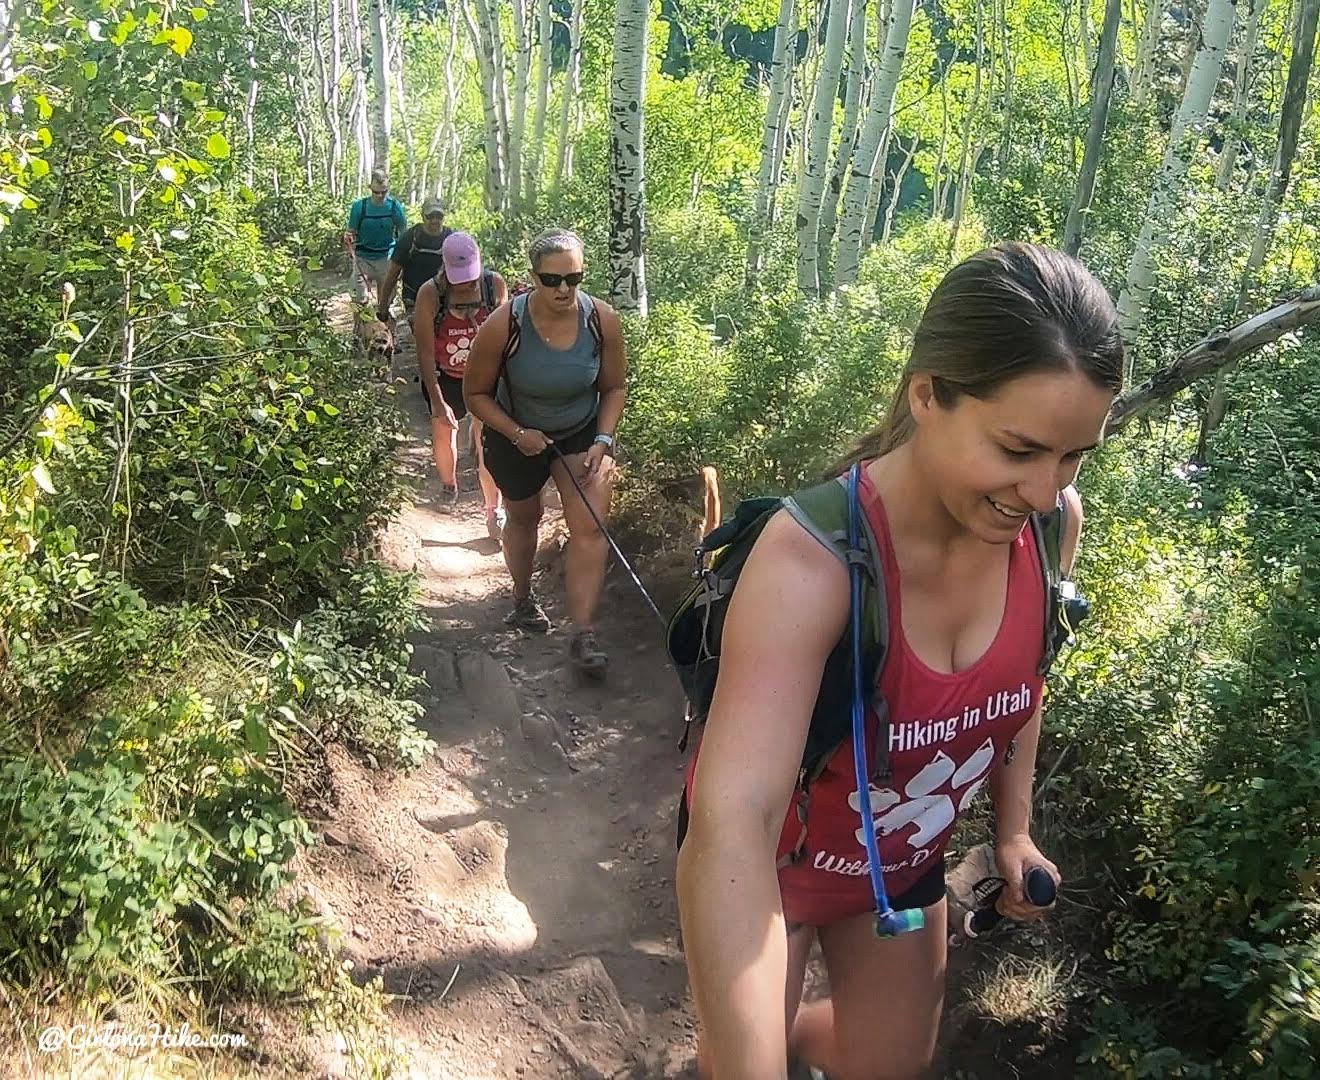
[{"x1": 344, "y1": 168, "x2": 407, "y2": 305}]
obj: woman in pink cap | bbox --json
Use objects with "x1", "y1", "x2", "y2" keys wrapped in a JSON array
[{"x1": 413, "y1": 231, "x2": 509, "y2": 541}]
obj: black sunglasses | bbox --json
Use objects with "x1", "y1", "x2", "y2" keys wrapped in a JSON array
[{"x1": 536, "y1": 270, "x2": 584, "y2": 288}]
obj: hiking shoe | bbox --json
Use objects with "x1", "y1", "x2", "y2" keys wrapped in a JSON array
[
  {"x1": 504, "y1": 593, "x2": 551, "y2": 632},
  {"x1": 441, "y1": 482, "x2": 460, "y2": 506},
  {"x1": 486, "y1": 507, "x2": 507, "y2": 545},
  {"x1": 569, "y1": 629, "x2": 608, "y2": 679}
]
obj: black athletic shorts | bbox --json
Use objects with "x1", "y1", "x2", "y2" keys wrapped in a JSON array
[
  {"x1": 420, "y1": 371, "x2": 467, "y2": 421},
  {"x1": 481, "y1": 419, "x2": 598, "y2": 503},
  {"x1": 674, "y1": 792, "x2": 946, "y2": 924}
]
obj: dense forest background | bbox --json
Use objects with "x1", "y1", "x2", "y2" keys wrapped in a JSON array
[{"x1": 1, "y1": 0, "x2": 1317, "y2": 1074}]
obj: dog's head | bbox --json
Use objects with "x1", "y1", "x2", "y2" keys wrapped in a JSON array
[{"x1": 356, "y1": 314, "x2": 394, "y2": 368}]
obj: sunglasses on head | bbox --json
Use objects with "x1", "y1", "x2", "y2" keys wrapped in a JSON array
[{"x1": 536, "y1": 270, "x2": 584, "y2": 288}]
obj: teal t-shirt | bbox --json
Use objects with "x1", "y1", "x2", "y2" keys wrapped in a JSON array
[{"x1": 348, "y1": 196, "x2": 406, "y2": 258}]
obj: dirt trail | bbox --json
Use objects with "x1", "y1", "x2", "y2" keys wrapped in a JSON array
[{"x1": 306, "y1": 283, "x2": 698, "y2": 1079}]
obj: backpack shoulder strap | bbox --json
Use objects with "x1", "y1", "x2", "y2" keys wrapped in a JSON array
[
  {"x1": 784, "y1": 473, "x2": 893, "y2": 782},
  {"x1": 579, "y1": 292, "x2": 604, "y2": 357},
  {"x1": 1030, "y1": 499, "x2": 1067, "y2": 677},
  {"x1": 481, "y1": 269, "x2": 497, "y2": 311}
]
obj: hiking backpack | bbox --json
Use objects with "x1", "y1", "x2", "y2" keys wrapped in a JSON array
[
  {"x1": 433, "y1": 267, "x2": 499, "y2": 325},
  {"x1": 664, "y1": 472, "x2": 1090, "y2": 789}
]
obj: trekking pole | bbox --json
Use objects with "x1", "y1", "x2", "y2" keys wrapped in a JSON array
[
  {"x1": 950, "y1": 866, "x2": 1057, "y2": 947},
  {"x1": 548, "y1": 444, "x2": 668, "y2": 629}
]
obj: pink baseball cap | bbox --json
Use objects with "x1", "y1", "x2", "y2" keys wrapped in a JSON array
[{"x1": 442, "y1": 231, "x2": 481, "y2": 284}]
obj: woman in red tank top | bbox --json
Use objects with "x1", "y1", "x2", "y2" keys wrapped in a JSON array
[
  {"x1": 414, "y1": 232, "x2": 509, "y2": 540},
  {"x1": 676, "y1": 243, "x2": 1125, "y2": 1079}
]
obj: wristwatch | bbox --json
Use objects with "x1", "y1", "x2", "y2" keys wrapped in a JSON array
[{"x1": 593, "y1": 433, "x2": 615, "y2": 453}]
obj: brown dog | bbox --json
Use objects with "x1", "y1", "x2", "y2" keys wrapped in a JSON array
[{"x1": 353, "y1": 307, "x2": 394, "y2": 371}]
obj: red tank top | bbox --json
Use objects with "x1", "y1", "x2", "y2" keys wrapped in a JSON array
[
  {"x1": 685, "y1": 467, "x2": 1045, "y2": 919},
  {"x1": 435, "y1": 304, "x2": 491, "y2": 377}
]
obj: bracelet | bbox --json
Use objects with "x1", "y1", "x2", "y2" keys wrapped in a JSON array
[
  {"x1": 514, "y1": 427, "x2": 526, "y2": 442},
  {"x1": 593, "y1": 433, "x2": 615, "y2": 450}
]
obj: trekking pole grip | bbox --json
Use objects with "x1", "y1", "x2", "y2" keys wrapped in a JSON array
[{"x1": 964, "y1": 866, "x2": 1057, "y2": 938}]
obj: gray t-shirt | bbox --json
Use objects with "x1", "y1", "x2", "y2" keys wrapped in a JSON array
[{"x1": 497, "y1": 293, "x2": 600, "y2": 440}]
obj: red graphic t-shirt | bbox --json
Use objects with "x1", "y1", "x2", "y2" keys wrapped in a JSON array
[
  {"x1": 435, "y1": 303, "x2": 491, "y2": 377},
  {"x1": 685, "y1": 468, "x2": 1046, "y2": 926}
]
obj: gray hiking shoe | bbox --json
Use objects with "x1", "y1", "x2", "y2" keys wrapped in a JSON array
[
  {"x1": 486, "y1": 507, "x2": 507, "y2": 545},
  {"x1": 504, "y1": 593, "x2": 551, "y2": 632},
  {"x1": 441, "y1": 482, "x2": 460, "y2": 506},
  {"x1": 569, "y1": 628, "x2": 608, "y2": 679}
]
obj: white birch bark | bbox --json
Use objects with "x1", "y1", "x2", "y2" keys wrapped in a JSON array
[
  {"x1": 746, "y1": 0, "x2": 800, "y2": 283},
  {"x1": 796, "y1": 0, "x2": 857, "y2": 296},
  {"x1": 608, "y1": 0, "x2": 650, "y2": 314},
  {"x1": 392, "y1": 42, "x2": 417, "y2": 201},
  {"x1": 1063, "y1": 0, "x2": 1123, "y2": 255},
  {"x1": 835, "y1": 0, "x2": 917, "y2": 286},
  {"x1": 819, "y1": 0, "x2": 870, "y2": 267},
  {"x1": 1116, "y1": 0, "x2": 1236, "y2": 365},
  {"x1": 240, "y1": 0, "x2": 259, "y2": 187},
  {"x1": 553, "y1": 0, "x2": 587, "y2": 193},
  {"x1": 1215, "y1": 0, "x2": 1266, "y2": 189}
]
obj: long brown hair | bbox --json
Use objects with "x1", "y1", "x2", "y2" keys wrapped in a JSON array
[{"x1": 831, "y1": 242, "x2": 1124, "y2": 475}]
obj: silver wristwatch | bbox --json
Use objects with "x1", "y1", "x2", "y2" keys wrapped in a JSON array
[{"x1": 593, "y1": 433, "x2": 615, "y2": 452}]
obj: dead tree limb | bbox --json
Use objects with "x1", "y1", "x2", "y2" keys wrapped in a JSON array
[{"x1": 1106, "y1": 286, "x2": 1320, "y2": 439}]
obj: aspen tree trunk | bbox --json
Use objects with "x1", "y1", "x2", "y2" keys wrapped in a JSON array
[
  {"x1": 608, "y1": 0, "x2": 650, "y2": 314},
  {"x1": 554, "y1": 0, "x2": 588, "y2": 194},
  {"x1": 392, "y1": 44, "x2": 417, "y2": 201},
  {"x1": 473, "y1": 0, "x2": 512, "y2": 196},
  {"x1": 1063, "y1": 0, "x2": 1123, "y2": 255},
  {"x1": 796, "y1": 0, "x2": 855, "y2": 297},
  {"x1": 346, "y1": 0, "x2": 372, "y2": 185},
  {"x1": 931, "y1": 67, "x2": 952, "y2": 217},
  {"x1": 529, "y1": 0, "x2": 553, "y2": 202},
  {"x1": 835, "y1": 0, "x2": 916, "y2": 283},
  {"x1": 464, "y1": 0, "x2": 509, "y2": 208},
  {"x1": 436, "y1": 0, "x2": 463, "y2": 191},
  {"x1": 947, "y1": 0, "x2": 986, "y2": 257},
  {"x1": 1215, "y1": 0, "x2": 1266, "y2": 188},
  {"x1": 367, "y1": 0, "x2": 391, "y2": 174},
  {"x1": 1238, "y1": 0, "x2": 1318, "y2": 305},
  {"x1": 819, "y1": 0, "x2": 870, "y2": 271},
  {"x1": 240, "y1": 0, "x2": 259, "y2": 187},
  {"x1": 509, "y1": 0, "x2": 532, "y2": 207},
  {"x1": 746, "y1": 0, "x2": 800, "y2": 283},
  {"x1": 1116, "y1": 0, "x2": 1235, "y2": 366},
  {"x1": 881, "y1": 134, "x2": 917, "y2": 243},
  {"x1": 1131, "y1": 0, "x2": 1164, "y2": 108}
]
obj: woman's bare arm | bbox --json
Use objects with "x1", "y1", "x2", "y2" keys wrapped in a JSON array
[
  {"x1": 413, "y1": 280, "x2": 442, "y2": 407},
  {"x1": 677, "y1": 511, "x2": 849, "y2": 1080}
]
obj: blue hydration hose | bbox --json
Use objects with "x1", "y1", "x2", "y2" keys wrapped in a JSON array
[{"x1": 847, "y1": 463, "x2": 925, "y2": 940}]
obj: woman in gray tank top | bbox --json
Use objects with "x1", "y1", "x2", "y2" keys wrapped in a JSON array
[{"x1": 463, "y1": 229, "x2": 629, "y2": 680}]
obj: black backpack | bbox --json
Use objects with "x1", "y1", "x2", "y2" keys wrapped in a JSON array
[{"x1": 664, "y1": 472, "x2": 1089, "y2": 796}]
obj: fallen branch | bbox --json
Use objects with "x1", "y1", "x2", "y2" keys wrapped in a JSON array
[{"x1": 1106, "y1": 285, "x2": 1320, "y2": 438}]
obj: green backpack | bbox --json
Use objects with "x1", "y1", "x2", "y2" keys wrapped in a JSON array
[{"x1": 664, "y1": 471, "x2": 1089, "y2": 789}]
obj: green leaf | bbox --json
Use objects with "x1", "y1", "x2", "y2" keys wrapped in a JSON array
[
  {"x1": 290, "y1": 491, "x2": 304, "y2": 511},
  {"x1": 320, "y1": 403, "x2": 339, "y2": 416},
  {"x1": 114, "y1": 231, "x2": 134, "y2": 253},
  {"x1": 224, "y1": 511, "x2": 242, "y2": 527},
  {"x1": 203, "y1": 109, "x2": 226, "y2": 123},
  {"x1": 180, "y1": 80, "x2": 205, "y2": 103},
  {"x1": 81, "y1": 61, "x2": 99, "y2": 80},
  {"x1": 154, "y1": 26, "x2": 194, "y2": 57},
  {"x1": 29, "y1": 158, "x2": 49, "y2": 179},
  {"x1": 31, "y1": 462, "x2": 55, "y2": 494},
  {"x1": 36, "y1": 128, "x2": 52, "y2": 148},
  {"x1": 205, "y1": 132, "x2": 230, "y2": 160},
  {"x1": 191, "y1": 7, "x2": 209, "y2": 21},
  {"x1": 111, "y1": 14, "x2": 136, "y2": 45}
]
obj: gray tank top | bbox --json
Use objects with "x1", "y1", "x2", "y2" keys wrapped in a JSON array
[{"x1": 497, "y1": 292, "x2": 600, "y2": 440}]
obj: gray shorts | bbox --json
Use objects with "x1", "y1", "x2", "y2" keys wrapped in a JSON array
[{"x1": 354, "y1": 254, "x2": 391, "y2": 303}]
